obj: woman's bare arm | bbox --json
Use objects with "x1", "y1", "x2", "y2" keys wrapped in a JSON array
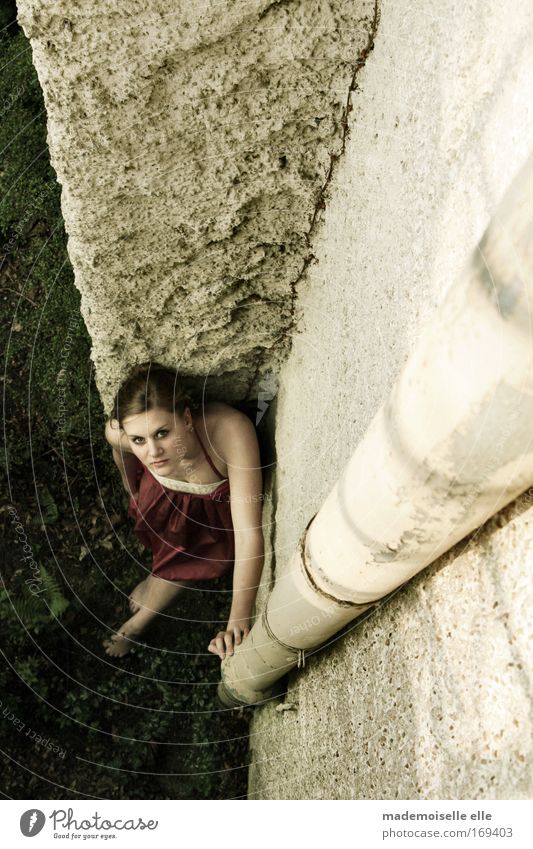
[
  {"x1": 105, "y1": 419, "x2": 141, "y2": 498},
  {"x1": 207, "y1": 410, "x2": 265, "y2": 660}
]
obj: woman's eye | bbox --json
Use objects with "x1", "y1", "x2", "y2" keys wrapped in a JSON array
[{"x1": 131, "y1": 431, "x2": 167, "y2": 444}]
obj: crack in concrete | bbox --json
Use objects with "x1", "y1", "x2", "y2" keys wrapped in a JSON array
[
  {"x1": 243, "y1": 2, "x2": 381, "y2": 404},
  {"x1": 284, "y1": 0, "x2": 381, "y2": 336}
]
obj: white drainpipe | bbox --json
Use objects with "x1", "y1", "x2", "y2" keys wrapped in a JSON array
[{"x1": 218, "y1": 154, "x2": 533, "y2": 707}]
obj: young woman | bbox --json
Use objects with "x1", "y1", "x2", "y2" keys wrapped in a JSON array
[{"x1": 103, "y1": 362, "x2": 265, "y2": 660}]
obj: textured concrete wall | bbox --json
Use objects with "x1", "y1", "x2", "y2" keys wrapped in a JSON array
[
  {"x1": 249, "y1": 0, "x2": 533, "y2": 798},
  {"x1": 250, "y1": 494, "x2": 533, "y2": 798},
  {"x1": 17, "y1": 0, "x2": 378, "y2": 410}
]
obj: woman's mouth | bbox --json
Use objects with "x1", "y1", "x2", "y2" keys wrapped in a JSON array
[{"x1": 151, "y1": 459, "x2": 168, "y2": 467}]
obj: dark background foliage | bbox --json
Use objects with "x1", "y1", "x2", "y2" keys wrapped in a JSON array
[{"x1": 1, "y1": 6, "x2": 251, "y2": 800}]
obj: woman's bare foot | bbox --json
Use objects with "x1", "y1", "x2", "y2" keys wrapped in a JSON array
[
  {"x1": 103, "y1": 610, "x2": 148, "y2": 657},
  {"x1": 128, "y1": 578, "x2": 148, "y2": 613},
  {"x1": 103, "y1": 630, "x2": 136, "y2": 658},
  {"x1": 103, "y1": 577, "x2": 188, "y2": 659}
]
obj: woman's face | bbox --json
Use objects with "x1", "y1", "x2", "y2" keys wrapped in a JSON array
[{"x1": 121, "y1": 405, "x2": 192, "y2": 477}]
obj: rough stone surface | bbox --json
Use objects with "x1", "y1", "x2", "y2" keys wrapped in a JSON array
[
  {"x1": 17, "y1": 0, "x2": 377, "y2": 410},
  {"x1": 249, "y1": 0, "x2": 533, "y2": 798}
]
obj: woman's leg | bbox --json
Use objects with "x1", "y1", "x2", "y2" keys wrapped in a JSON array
[
  {"x1": 103, "y1": 575, "x2": 188, "y2": 657},
  {"x1": 128, "y1": 576, "x2": 149, "y2": 613}
]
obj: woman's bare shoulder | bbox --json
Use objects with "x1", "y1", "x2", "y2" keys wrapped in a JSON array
[
  {"x1": 203, "y1": 401, "x2": 240, "y2": 421},
  {"x1": 204, "y1": 404, "x2": 261, "y2": 479},
  {"x1": 201, "y1": 402, "x2": 256, "y2": 456},
  {"x1": 202, "y1": 401, "x2": 250, "y2": 432}
]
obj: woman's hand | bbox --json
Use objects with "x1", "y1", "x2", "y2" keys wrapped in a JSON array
[{"x1": 208, "y1": 620, "x2": 251, "y2": 660}]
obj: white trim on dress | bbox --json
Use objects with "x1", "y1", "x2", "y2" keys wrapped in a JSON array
[{"x1": 147, "y1": 466, "x2": 228, "y2": 494}]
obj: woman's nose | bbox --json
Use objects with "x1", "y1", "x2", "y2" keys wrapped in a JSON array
[{"x1": 148, "y1": 441, "x2": 162, "y2": 457}]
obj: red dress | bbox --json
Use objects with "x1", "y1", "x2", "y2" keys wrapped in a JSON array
[{"x1": 127, "y1": 426, "x2": 235, "y2": 581}]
